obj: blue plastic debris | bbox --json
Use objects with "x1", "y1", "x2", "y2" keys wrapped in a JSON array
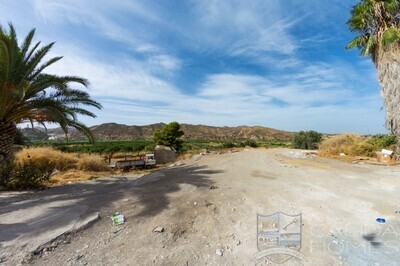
[{"x1": 376, "y1": 218, "x2": 386, "y2": 223}]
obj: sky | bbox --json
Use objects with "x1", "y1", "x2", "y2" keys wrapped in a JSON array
[{"x1": 0, "y1": 0, "x2": 389, "y2": 134}]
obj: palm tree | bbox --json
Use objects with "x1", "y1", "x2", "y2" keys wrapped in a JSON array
[
  {"x1": 0, "y1": 24, "x2": 102, "y2": 162},
  {"x1": 347, "y1": 0, "x2": 400, "y2": 148}
]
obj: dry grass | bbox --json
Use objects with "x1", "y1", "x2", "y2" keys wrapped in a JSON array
[
  {"x1": 15, "y1": 147, "x2": 78, "y2": 171},
  {"x1": 47, "y1": 170, "x2": 111, "y2": 186},
  {"x1": 14, "y1": 148, "x2": 112, "y2": 187},
  {"x1": 318, "y1": 134, "x2": 394, "y2": 159},
  {"x1": 318, "y1": 134, "x2": 364, "y2": 157},
  {"x1": 76, "y1": 155, "x2": 110, "y2": 172},
  {"x1": 15, "y1": 147, "x2": 110, "y2": 172}
]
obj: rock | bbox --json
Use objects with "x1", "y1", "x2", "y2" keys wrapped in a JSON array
[
  {"x1": 236, "y1": 240, "x2": 241, "y2": 246},
  {"x1": 216, "y1": 249, "x2": 224, "y2": 256},
  {"x1": 283, "y1": 152, "x2": 306, "y2": 159},
  {"x1": 192, "y1": 154, "x2": 203, "y2": 160},
  {"x1": 113, "y1": 227, "x2": 123, "y2": 234},
  {"x1": 209, "y1": 185, "x2": 219, "y2": 190},
  {"x1": 153, "y1": 227, "x2": 165, "y2": 233}
]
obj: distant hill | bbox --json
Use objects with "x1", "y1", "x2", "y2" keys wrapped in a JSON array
[{"x1": 21, "y1": 123, "x2": 294, "y2": 141}]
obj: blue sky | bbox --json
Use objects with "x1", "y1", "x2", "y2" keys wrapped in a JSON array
[{"x1": 0, "y1": 0, "x2": 388, "y2": 133}]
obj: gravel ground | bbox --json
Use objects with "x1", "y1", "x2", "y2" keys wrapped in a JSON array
[{"x1": 1, "y1": 148, "x2": 400, "y2": 265}]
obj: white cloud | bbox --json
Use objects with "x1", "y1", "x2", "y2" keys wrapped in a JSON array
[
  {"x1": 0, "y1": 0, "x2": 387, "y2": 133},
  {"x1": 146, "y1": 55, "x2": 182, "y2": 73},
  {"x1": 43, "y1": 44, "x2": 384, "y2": 133},
  {"x1": 189, "y1": 0, "x2": 298, "y2": 57},
  {"x1": 31, "y1": 0, "x2": 161, "y2": 48},
  {"x1": 22, "y1": 22, "x2": 381, "y2": 134}
]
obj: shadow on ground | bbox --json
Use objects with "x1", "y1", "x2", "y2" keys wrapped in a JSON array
[{"x1": 0, "y1": 165, "x2": 221, "y2": 246}]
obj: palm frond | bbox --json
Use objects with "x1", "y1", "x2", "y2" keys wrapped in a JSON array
[
  {"x1": 0, "y1": 38, "x2": 10, "y2": 81},
  {"x1": 0, "y1": 24, "x2": 101, "y2": 144},
  {"x1": 346, "y1": 35, "x2": 369, "y2": 50},
  {"x1": 23, "y1": 42, "x2": 55, "y2": 79},
  {"x1": 363, "y1": 34, "x2": 377, "y2": 56},
  {"x1": 68, "y1": 107, "x2": 97, "y2": 118},
  {"x1": 347, "y1": 0, "x2": 400, "y2": 58},
  {"x1": 20, "y1": 28, "x2": 36, "y2": 57},
  {"x1": 66, "y1": 119, "x2": 95, "y2": 143},
  {"x1": 382, "y1": 27, "x2": 400, "y2": 47},
  {"x1": 24, "y1": 41, "x2": 41, "y2": 63},
  {"x1": 29, "y1": 56, "x2": 63, "y2": 80}
]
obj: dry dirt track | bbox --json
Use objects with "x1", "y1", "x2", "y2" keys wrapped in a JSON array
[{"x1": 2, "y1": 148, "x2": 400, "y2": 265}]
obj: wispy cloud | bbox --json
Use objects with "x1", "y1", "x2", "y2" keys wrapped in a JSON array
[
  {"x1": 0, "y1": 0, "x2": 386, "y2": 133},
  {"x1": 32, "y1": 0, "x2": 143, "y2": 47},
  {"x1": 189, "y1": 0, "x2": 299, "y2": 57},
  {"x1": 42, "y1": 41, "x2": 383, "y2": 133}
]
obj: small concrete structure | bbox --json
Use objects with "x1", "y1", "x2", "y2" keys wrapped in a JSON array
[{"x1": 154, "y1": 145, "x2": 176, "y2": 164}]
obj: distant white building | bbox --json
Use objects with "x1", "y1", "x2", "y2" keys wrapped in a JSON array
[{"x1": 48, "y1": 134, "x2": 57, "y2": 140}]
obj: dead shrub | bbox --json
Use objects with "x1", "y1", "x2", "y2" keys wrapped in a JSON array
[
  {"x1": 14, "y1": 147, "x2": 78, "y2": 171},
  {"x1": 319, "y1": 134, "x2": 398, "y2": 158},
  {"x1": 318, "y1": 134, "x2": 365, "y2": 157},
  {"x1": 76, "y1": 156, "x2": 109, "y2": 172}
]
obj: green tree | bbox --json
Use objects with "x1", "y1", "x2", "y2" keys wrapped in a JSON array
[
  {"x1": 292, "y1": 131, "x2": 323, "y2": 150},
  {"x1": 346, "y1": 0, "x2": 400, "y2": 148},
  {"x1": 0, "y1": 24, "x2": 101, "y2": 162},
  {"x1": 152, "y1": 122, "x2": 184, "y2": 151}
]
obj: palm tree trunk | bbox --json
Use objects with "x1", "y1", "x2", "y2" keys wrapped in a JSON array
[
  {"x1": 0, "y1": 121, "x2": 17, "y2": 162},
  {"x1": 376, "y1": 45, "x2": 400, "y2": 152}
]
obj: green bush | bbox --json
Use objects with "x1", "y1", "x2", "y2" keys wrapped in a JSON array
[
  {"x1": 367, "y1": 134, "x2": 397, "y2": 150},
  {"x1": 221, "y1": 141, "x2": 236, "y2": 148},
  {"x1": 0, "y1": 160, "x2": 52, "y2": 190},
  {"x1": 180, "y1": 142, "x2": 196, "y2": 153},
  {"x1": 144, "y1": 143, "x2": 155, "y2": 151},
  {"x1": 242, "y1": 140, "x2": 259, "y2": 148},
  {"x1": 352, "y1": 142, "x2": 376, "y2": 157},
  {"x1": 293, "y1": 131, "x2": 323, "y2": 150}
]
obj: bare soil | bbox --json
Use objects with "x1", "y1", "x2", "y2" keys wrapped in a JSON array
[{"x1": 1, "y1": 148, "x2": 400, "y2": 265}]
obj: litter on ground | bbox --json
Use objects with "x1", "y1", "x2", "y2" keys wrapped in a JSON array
[{"x1": 111, "y1": 212, "x2": 125, "y2": 225}]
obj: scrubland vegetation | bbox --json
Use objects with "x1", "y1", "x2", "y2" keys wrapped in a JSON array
[
  {"x1": 318, "y1": 134, "x2": 397, "y2": 157},
  {"x1": 291, "y1": 131, "x2": 397, "y2": 159},
  {"x1": 2, "y1": 133, "x2": 397, "y2": 190},
  {"x1": 1, "y1": 147, "x2": 110, "y2": 189}
]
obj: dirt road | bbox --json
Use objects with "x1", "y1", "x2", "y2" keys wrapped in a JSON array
[{"x1": 1, "y1": 148, "x2": 400, "y2": 265}]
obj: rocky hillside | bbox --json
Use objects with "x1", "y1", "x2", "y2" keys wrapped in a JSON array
[
  {"x1": 21, "y1": 127, "x2": 69, "y2": 141},
  {"x1": 22, "y1": 123, "x2": 294, "y2": 141}
]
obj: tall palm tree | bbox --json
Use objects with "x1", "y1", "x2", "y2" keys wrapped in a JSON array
[
  {"x1": 0, "y1": 24, "x2": 102, "y2": 162},
  {"x1": 347, "y1": 0, "x2": 400, "y2": 147}
]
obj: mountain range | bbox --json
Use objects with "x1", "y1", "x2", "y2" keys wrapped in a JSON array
[{"x1": 21, "y1": 123, "x2": 294, "y2": 141}]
